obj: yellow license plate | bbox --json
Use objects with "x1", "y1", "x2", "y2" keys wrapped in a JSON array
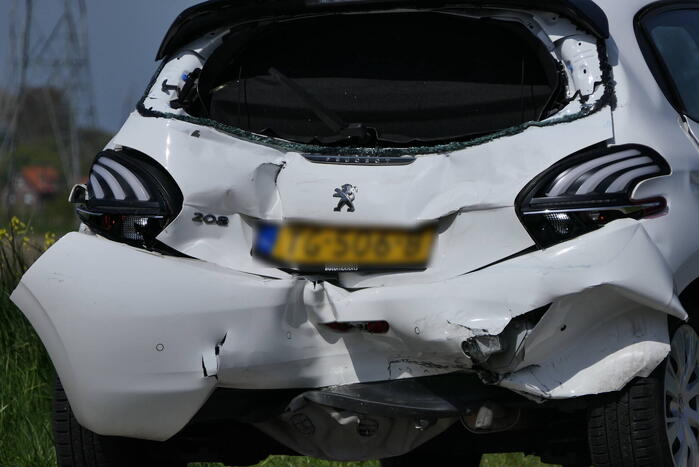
[{"x1": 254, "y1": 224, "x2": 436, "y2": 271}]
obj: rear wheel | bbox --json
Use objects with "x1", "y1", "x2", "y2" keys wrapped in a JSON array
[
  {"x1": 664, "y1": 325, "x2": 699, "y2": 466},
  {"x1": 53, "y1": 378, "x2": 185, "y2": 467},
  {"x1": 587, "y1": 323, "x2": 699, "y2": 467}
]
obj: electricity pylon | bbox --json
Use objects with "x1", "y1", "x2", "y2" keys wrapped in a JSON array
[{"x1": 0, "y1": 0, "x2": 97, "y2": 194}]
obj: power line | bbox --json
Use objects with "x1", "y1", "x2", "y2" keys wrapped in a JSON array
[{"x1": 1, "y1": 0, "x2": 97, "y2": 197}]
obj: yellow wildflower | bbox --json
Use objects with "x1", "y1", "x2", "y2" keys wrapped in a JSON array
[
  {"x1": 44, "y1": 232, "x2": 57, "y2": 248},
  {"x1": 10, "y1": 216, "x2": 27, "y2": 234}
]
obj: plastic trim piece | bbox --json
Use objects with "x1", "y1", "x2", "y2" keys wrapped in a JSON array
[
  {"x1": 303, "y1": 373, "x2": 520, "y2": 418},
  {"x1": 302, "y1": 154, "x2": 417, "y2": 166}
]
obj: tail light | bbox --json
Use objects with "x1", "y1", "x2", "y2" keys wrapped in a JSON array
[
  {"x1": 76, "y1": 148, "x2": 183, "y2": 249},
  {"x1": 516, "y1": 144, "x2": 670, "y2": 248}
]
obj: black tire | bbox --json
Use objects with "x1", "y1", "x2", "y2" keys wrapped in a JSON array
[
  {"x1": 53, "y1": 377, "x2": 185, "y2": 467},
  {"x1": 381, "y1": 452, "x2": 482, "y2": 467},
  {"x1": 587, "y1": 376, "x2": 671, "y2": 467},
  {"x1": 586, "y1": 321, "x2": 699, "y2": 467}
]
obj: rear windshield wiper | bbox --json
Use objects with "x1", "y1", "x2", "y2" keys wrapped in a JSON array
[{"x1": 267, "y1": 67, "x2": 370, "y2": 142}]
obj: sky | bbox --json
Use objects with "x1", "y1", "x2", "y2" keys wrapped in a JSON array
[{"x1": 0, "y1": 0, "x2": 201, "y2": 132}]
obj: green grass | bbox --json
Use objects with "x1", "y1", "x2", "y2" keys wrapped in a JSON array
[
  {"x1": 0, "y1": 295, "x2": 57, "y2": 466},
  {"x1": 190, "y1": 454, "x2": 550, "y2": 467},
  {"x1": 0, "y1": 220, "x2": 555, "y2": 466}
]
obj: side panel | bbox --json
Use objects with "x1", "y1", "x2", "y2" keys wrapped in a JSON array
[{"x1": 601, "y1": 0, "x2": 699, "y2": 292}]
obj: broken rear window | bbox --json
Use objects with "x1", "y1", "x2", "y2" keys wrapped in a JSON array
[{"x1": 190, "y1": 12, "x2": 562, "y2": 148}]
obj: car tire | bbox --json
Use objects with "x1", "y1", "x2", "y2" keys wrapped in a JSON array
[
  {"x1": 380, "y1": 452, "x2": 482, "y2": 466},
  {"x1": 53, "y1": 377, "x2": 185, "y2": 467},
  {"x1": 587, "y1": 322, "x2": 699, "y2": 467}
]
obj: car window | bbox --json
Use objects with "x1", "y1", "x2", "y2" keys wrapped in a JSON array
[
  {"x1": 195, "y1": 12, "x2": 562, "y2": 148},
  {"x1": 641, "y1": 8, "x2": 699, "y2": 121}
]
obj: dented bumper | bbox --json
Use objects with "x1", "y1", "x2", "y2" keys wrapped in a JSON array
[{"x1": 11, "y1": 219, "x2": 683, "y2": 440}]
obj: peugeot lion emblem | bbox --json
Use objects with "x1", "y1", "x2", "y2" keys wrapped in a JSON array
[{"x1": 333, "y1": 184, "x2": 357, "y2": 212}]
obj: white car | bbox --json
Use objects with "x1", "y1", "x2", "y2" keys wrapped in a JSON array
[{"x1": 12, "y1": 0, "x2": 699, "y2": 465}]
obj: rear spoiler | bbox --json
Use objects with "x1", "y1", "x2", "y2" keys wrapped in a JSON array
[{"x1": 156, "y1": 0, "x2": 609, "y2": 60}]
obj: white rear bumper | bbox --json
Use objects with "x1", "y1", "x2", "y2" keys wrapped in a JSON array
[{"x1": 11, "y1": 219, "x2": 683, "y2": 440}]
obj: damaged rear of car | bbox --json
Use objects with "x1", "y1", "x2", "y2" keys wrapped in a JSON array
[{"x1": 13, "y1": 0, "x2": 699, "y2": 465}]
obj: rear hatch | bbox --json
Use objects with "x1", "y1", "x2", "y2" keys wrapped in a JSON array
[{"x1": 133, "y1": 1, "x2": 615, "y2": 285}]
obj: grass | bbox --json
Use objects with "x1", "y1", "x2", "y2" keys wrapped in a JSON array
[
  {"x1": 0, "y1": 294, "x2": 57, "y2": 466},
  {"x1": 0, "y1": 218, "x2": 57, "y2": 466},
  {"x1": 0, "y1": 218, "x2": 555, "y2": 467},
  {"x1": 189, "y1": 454, "x2": 551, "y2": 467}
]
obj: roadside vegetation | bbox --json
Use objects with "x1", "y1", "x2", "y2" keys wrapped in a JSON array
[
  {"x1": 0, "y1": 217, "x2": 553, "y2": 466},
  {"x1": 0, "y1": 218, "x2": 57, "y2": 465}
]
